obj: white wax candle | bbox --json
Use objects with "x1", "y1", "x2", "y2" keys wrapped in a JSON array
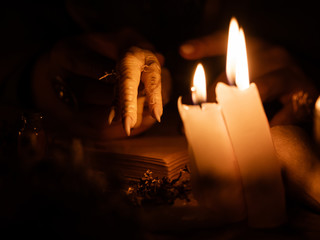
[
  {"x1": 216, "y1": 82, "x2": 286, "y2": 228},
  {"x1": 178, "y1": 97, "x2": 246, "y2": 222}
]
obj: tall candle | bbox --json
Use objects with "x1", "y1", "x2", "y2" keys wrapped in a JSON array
[
  {"x1": 216, "y1": 18, "x2": 286, "y2": 228},
  {"x1": 178, "y1": 64, "x2": 246, "y2": 222}
]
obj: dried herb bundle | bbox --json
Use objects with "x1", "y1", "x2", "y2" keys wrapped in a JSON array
[{"x1": 126, "y1": 166, "x2": 191, "y2": 206}]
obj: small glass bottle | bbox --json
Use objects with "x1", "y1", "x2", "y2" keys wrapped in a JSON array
[{"x1": 18, "y1": 112, "x2": 47, "y2": 166}]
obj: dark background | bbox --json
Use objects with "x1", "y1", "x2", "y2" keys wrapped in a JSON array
[
  {"x1": 0, "y1": 0, "x2": 319, "y2": 104},
  {"x1": 0, "y1": 1, "x2": 319, "y2": 238}
]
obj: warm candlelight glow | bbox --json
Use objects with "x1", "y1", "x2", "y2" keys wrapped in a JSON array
[
  {"x1": 226, "y1": 18, "x2": 250, "y2": 90},
  {"x1": 314, "y1": 96, "x2": 320, "y2": 148},
  {"x1": 179, "y1": 17, "x2": 286, "y2": 227},
  {"x1": 191, "y1": 63, "x2": 207, "y2": 104},
  {"x1": 316, "y1": 96, "x2": 320, "y2": 111}
]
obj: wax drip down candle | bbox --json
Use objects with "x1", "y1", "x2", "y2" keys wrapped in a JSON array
[
  {"x1": 178, "y1": 64, "x2": 246, "y2": 223},
  {"x1": 215, "y1": 18, "x2": 286, "y2": 228}
]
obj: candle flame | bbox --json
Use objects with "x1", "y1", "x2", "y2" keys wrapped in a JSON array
[
  {"x1": 316, "y1": 96, "x2": 320, "y2": 111},
  {"x1": 226, "y1": 18, "x2": 239, "y2": 85},
  {"x1": 192, "y1": 63, "x2": 207, "y2": 104},
  {"x1": 226, "y1": 18, "x2": 250, "y2": 90}
]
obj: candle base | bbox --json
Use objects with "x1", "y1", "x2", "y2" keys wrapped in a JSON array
[{"x1": 189, "y1": 146, "x2": 247, "y2": 224}]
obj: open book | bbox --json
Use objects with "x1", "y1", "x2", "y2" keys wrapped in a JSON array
[{"x1": 86, "y1": 135, "x2": 190, "y2": 182}]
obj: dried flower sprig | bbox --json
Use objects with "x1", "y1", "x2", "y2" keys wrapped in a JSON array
[{"x1": 126, "y1": 166, "x2": 191, "y2": 206}]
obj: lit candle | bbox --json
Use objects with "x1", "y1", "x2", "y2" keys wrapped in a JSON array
[
  {"x1": 215, "y1": 18, "x2": 286, "y2": 227},
  {"x1": 178, "y1": 64, "x2": 246, "y2": 222}
]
